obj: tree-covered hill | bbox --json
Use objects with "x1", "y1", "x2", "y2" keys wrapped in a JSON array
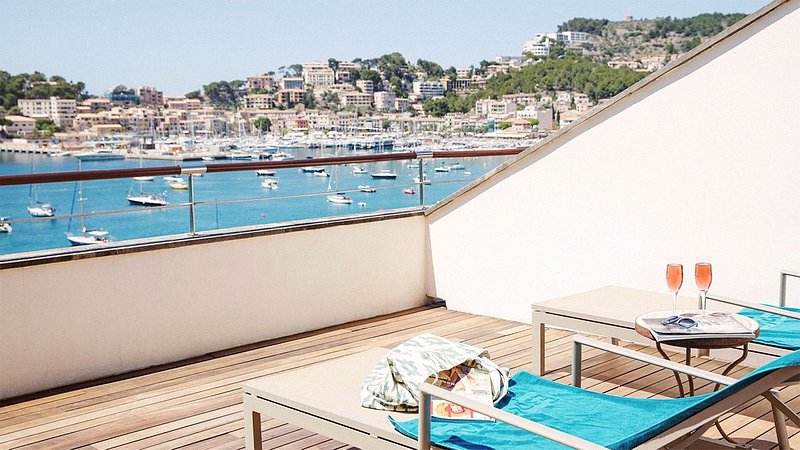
[{"x1": 0, "y1": 71, "x2": 86, "y2": 114}]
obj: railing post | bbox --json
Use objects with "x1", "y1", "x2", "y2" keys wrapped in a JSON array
[
  {"x1": 188, "y1": 174, "x2": 197, "y2": 236},
  {"x1": 780, "y1": 270, "x2": 800, "y2": 307},
  {"x1": 416, "y1": 150, "x2": 433, "y2": 208}
]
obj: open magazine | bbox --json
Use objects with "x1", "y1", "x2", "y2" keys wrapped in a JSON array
[
  {"x1": 428, "y1": 364, "x2": 495, "y2": 421},
  {"x1": 640, "y1": 311, "x2": 755, "y2": 342}
]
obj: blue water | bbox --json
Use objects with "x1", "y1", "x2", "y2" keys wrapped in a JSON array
[{"x1": 0, "y1": 149, "x2": 509, "y2": 256}]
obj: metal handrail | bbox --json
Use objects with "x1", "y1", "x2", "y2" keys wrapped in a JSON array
[
  {"x1": 0, "y1": 148, "x2": 525, "y2": 186},
  {"x1": 780, "y1": 270, "x2": 800, "y2": 307}
]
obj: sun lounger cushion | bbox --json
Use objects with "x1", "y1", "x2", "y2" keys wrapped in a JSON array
[
  {"x1": 392, "y1": 349, "x2": 800, "y2": 449},
  {"x1": 361, "y1": 333, "x2": 509, "y2": 411},
  {"x1": 738, "y1": 305, "x2": 800, "y2": 350}
]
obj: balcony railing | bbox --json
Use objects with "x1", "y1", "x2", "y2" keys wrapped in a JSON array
[{"x1": 0, "y1": 148, "x2": 523, "y2": 255}]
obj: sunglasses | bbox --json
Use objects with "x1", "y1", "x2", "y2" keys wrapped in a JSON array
[{"x1": 661, "y1": 315, "x2": 697, "y2": 328}]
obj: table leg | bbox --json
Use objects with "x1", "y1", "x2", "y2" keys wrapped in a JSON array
[
  {"x1": 713, "y1": 344, "x2": 750, "y2": 446},
  {"x1": 243, "y1": 396, "x2": 263, "y2": 450},
  {"x1": 656, "y1": 342, "x2": 685, "y2": 398},
  {"x1": 685, "y1": 347, "x2": 695, "y2": 396},
  {"x1": 532, "y1": 312, "x2": 546, "y2": 376}
]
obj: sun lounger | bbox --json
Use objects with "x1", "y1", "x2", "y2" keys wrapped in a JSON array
[
  {"x1": 242, "y1": 347, "x2": 425, "y2": 450},
  {"x1": 405, "y1": 336, "x2": 800, "y2": 450}
]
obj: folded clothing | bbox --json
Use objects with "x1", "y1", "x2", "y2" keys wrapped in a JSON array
[{"x1": 360, "y1": 333, "x2": 509, "y2": 411}]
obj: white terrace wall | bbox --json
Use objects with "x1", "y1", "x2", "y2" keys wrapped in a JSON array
[
  {"x1": 426, "y1": 0, "x2": 800, "y2": 323},
  {"x1": 0, "y1": 215, "x2": 428, "y2": 399}
]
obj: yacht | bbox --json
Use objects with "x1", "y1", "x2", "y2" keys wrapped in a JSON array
[
  {"x1": 28, "y1": 202, "x2": 56, "y2": 217},
  {"x1": 434, "y1": 166, "x2": 451, "y2": 173},
  {"x1": 256, "y1": 169, "x2": 276, "y2": 176},
  {"x1": 300, "y1": 166, "x2": 326, "y2": 173},
  {"x1": 352, "y1": 166, "x2": 369, "y2": 174},
  {"x1": 127, "y1": 192, "x2": 168, "y2": 207},
  {"x1": 370, "y1": 170, "x2": 398, "y2": 179},
  {"x1": 448, "y1": 162, "x2": 466, "y2": 170},
  {"x1": 75, "y1": 149, "x2": 125, "y2": 161},
  {"x1": 261, "y1": 179, "x2": 279, "y2": 189},
  {"x1": 358, "y1": 185, "x2": 377, "y2": 193},
  {"x1": 326, "y1": 193, "x2": 353, "y2": 204},
  {"x1": 402, "y1": 188, "x2": 416, "y2": 195},
  {"x1": 133, "y1": 176, "x2": 155, "y2": 181},
  {"x1": 413, "y1": 176, "x2": 432, "y2": 185},
  {"x1": 163, "y1": 176, "x2": 184, "y2": 183},
  {"x1": 67, "y1": 229, "x2": 109, "y2": 246},
  {"x1": 0, "y1": 217, "x2": 11, "y2": 233},
  {"x1": 170, "y1": 180, "x2": 189, "y2": 190}
]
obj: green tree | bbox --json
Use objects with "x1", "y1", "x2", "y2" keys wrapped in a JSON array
[
  {"x1": 253, "y1": 117, "x2": 271, "y2": 132},
  {"x1": 185, "y1": 90, "x2": 202, "y2": 99},
  {"x1": 327, "y1": 58, "x2": 339, "y2": 71},
  {"x1": 303, "y1": 88, "x2": 317, "y2": 109},
  {"x1": 497, "y1": 121, "x2": 512, "y2": 130},
  {"x1": 35, "y1": 118, "x2": 62, "y2": 135}
]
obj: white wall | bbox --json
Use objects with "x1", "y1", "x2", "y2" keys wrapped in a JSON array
[
  {"x1": 427, "y1": 1, "x2": 800, "y2": 322},
  {"x1": 0, "y1": 215, "x2": 428, "y2": 399}
]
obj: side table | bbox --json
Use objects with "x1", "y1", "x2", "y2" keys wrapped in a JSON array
[{"x1": 635, "y1": 310, "x2": 760, "y2": 446}]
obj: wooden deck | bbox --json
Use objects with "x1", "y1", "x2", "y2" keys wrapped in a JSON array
[{"x1": 1, "y1": 304, "x2": 798, "y2": 449}]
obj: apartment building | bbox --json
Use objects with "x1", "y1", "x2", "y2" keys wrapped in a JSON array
[
  {"x1": 165, "y1": 97, "x2": 202, "y2": 111},
  {"x1": 246, "y1": 74, "x2": 276, "y2": 91},
  {"x1": 355, "y1": 80, "x2": 374, "y2": 94},
  {"x1": 136, "y1": 86, "x2": 164, "y2": 106},
  {"x1": 241, "y1": 94, "x2": 275, "y2": 110},
  {"x1": 373, "y1": 91, "x2": 396, "y2": 112},
  {"x1": 456, "y1": 68, "x2": 471, "y2": 78},
  {"x1": 339, "y1": 91, "x2": 372, "y2": 108},
  {"x1": 276, "y1": 89, "x2": 306, "y2": 106},
  {"x1": 475, "y1": 99, "x2": 517, "y2": 118},
  {"x1": 280, "y1": 77, "x2": 304, "y2": 90},
  {"x1": 1, "y1": 115, "x2": 36, "y2": 135},
  {"x1": 17, "y1": 96, "x2": 77, "y2": 128},
  {"x1": 302, "y1": 63, "x2": 335, "y2": 87},
  {"x1": 574, "y1": 93, "x2": 591, "y2": 112},
  {"x1": 522, "y1": 38, "x2": 552, "y2": 57},
  {"x1": 394, "y1": 98, "x2": 410, "y2": 112},
  {"x1": 412, "y1": 81, "x2": 444, "y2": 99}
]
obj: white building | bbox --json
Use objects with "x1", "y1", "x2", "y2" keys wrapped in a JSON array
[
  {"x1": 241, "y1": 94, "x2": 275, "y2": 110},
  {"x1": 339, "y1": 92, "x2": 373, "y2": 108},
  {"x1": 412, "y1": 81, "x2": 444, "y2": 99},
  {"x1": 374, "y1": 91, "x2": 396, "y2": 111},
  {"x1": 17, "y1": 97, "x2": 77, "y2": 128},
  {"x1": 302, "y1": 63, "x2": 335, "y2": 87},
  {"x1": 522, "y1": 39, "x2": 551, "y2": 57},
  {"x1": 355, "y1": 80, "x2": 374, "y2": 95},
  {"x1": 475, "y1": 99, "x2": 517, "y2": 118},
  {"x1": 2, "y1": 115, "x2": 36, "y2": 135}
]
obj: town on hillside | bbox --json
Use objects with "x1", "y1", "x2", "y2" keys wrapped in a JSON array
[{"x1": 0, "y1": 13, "x2": 744, "y2": 158}]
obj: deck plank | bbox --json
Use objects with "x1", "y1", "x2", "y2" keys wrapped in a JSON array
[{"x1": 0, "y1": 306, "x2": 794, "y2": 449}]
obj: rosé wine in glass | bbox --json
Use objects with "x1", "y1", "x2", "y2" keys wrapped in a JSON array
[
  {"x1": 695, "y1": 262, "x2": 712, "y2": 309},
  {"x1": 666, "y1": 263, "x2": 684, "y2": 312}
]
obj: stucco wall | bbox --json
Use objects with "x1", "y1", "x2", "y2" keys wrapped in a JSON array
[
  {"x1": 0, "y1": 214, "x2": 428, "y2": 399},
  {"x1": 427, "y1": 1, "x2": 800, "y2": 322}
]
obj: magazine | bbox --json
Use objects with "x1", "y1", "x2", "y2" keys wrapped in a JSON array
[
  {"x1": 428, "y1": 364, "x2": 495, "y2": 421},
  {"x1": 640, "y1": 311, "x2": 755, "y2": 342}
]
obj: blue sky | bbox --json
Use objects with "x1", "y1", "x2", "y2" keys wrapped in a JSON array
[{"x1": 3, "y1": 0, "x2": 767, "y2": 96}]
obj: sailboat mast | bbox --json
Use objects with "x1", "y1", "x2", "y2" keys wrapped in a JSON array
[{"x1": 78, "y1": 160, "x2": 85, "y2": 233}]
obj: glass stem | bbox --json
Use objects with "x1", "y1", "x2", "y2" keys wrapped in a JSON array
[
  {"x1": 672, "y1": 292, "x2": 678, "y2": 312},
  {"x1": 700, "y1": 291, "x2": 707, "y2": 310}
]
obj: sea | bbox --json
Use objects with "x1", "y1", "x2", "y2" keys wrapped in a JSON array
[{"x1": 0, "y1": 149, "x2": 510, "y2": 256}]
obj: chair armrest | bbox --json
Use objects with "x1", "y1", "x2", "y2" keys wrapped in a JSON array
[
  {"x1": 417, "y1": 383, "x2": 607, "y2": 450},
  {"x1": 571, "y1": 336, "x2": 738, "y2": 387},
  {"x1": 706, "y1": 294, "x2": 800, "y2": 320}
]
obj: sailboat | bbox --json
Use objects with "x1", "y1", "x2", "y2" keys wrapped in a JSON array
[
  {"x1": 326, "y1": 154, "x2": 352, "y2": 205},
  {"x1": 128, "y1": 145, "x2": 167, "y2": 206},
  {"x1": 28, "y1": 157, "x2": 56, "y2": 217},
  {"x1": 66, "y1": 161, "x2": 110, "y2": 246},
  {"x1": 0, "y1": 217, "x2": 12, "y2": 233}
]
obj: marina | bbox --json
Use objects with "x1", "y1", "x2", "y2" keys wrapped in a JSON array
[{"x1": 0, "y1": 145, "x2": 516, "y2": 256}]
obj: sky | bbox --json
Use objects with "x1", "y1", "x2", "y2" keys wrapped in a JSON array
[{"x1": 3, "y1": 0, "x2": 768, "y2": 96}]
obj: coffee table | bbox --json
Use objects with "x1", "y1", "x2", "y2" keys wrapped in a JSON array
[{"x1": 634, "y1": 311, "x2": 760, "y2": 397}]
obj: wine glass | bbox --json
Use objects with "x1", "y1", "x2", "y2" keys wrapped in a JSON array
[
  {"x1": 666, "y1": 262, "x2": 684, "y2": 312},
  {"x1": 695, "y1": 261, "x2": 713, "y2": 310}
]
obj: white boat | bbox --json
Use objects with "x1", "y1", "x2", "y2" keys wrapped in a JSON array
[
  {"x1": 127, "y1": 192, "x2": 168, "y2": 207},
  {"x1": 51, "y1": 151, "x2": 72, "y2": 157},
  {"x1": 300, "y1": 166, "x2": 326, "y2": 173},
  {"x1": 163, "y1": 176, "x2": 184, "y2": 183},
  {"x1": 402, "y1": 188, "x2": 416, "y2": 195},
  {"x1": 201, "y1": 156, "x2": 215, "y2": 161},
  {"x1": 28, "y1": 202, "x2": 56, "y2": 217},
  {"x1": 271, "y1": 151, "x2": 295, "y2": 161},
  {"x1": 67, "y1": 161, "x2": 110, "y2": 246},
  {"x1": 133, "y1": 176, "x2": 154, "y2": 181},
  {"x1": 434, "y1": 166, "x2": 451, "y2": 173},
  {"x1": 448, "y1": 162, "x2": 466, "y2": 170},
  {"x1": 313, "y1": 170, "x2": 330, "y2": 177},
  {"x1": 261, "y1": 179, "x2": 279, "y2": 189},
  {"x1": 170, "y1": 180, "x2": 189, "y2": 190},
  {"x1": 326, "y1": 193, "x2": 353, "y2": 204},
  {"x1": 358, "y1": 185, "x2": 377, "y2": 193},
  {"x1": 352, "y1": 166, "x2": 369, "y2": 174},
  {"x1": 75, "y1": 149, "x2": 125, "y2": 161},
  {"x1": 413, "y1": 176, "x2": 432, "y2": 185},
  {"x1": 256, "y1": 169, "x2": 276, "y2": 176},
  {"x1": 227, "y1": 152, "x2": 255, "y2": 160},
  {"x1": 0, "y1": 217, "x2": 12, "y2": 233},
  {"x1": 371, "y1": 170, "x2": 398, "y2": 179}
]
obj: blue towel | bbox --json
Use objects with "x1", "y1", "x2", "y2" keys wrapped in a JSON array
[
  {"x1": 738, "y1": 305, "x2": 800, "y2": 350},
  {"x1": 392, "y1": 350, "x2": 800, "y2": 449}
]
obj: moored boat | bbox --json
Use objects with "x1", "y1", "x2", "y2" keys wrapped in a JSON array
[
  {"x1": 256, "y1": 169, "x2": 276, "y2": 176},
  {"x1": 402, "y1": 188, "x2": 416, "y2": 195},
  {"x1": 261, "y1": 179, "x2": 279, "y2": 189},
  {"x1": 326, "y1": 193, "x2": 353, "y2": 204},
  {"x1": 127, "y1": 192, "x2": 168, "y2": 207},
  {"x1": 371, "y1": 170, "x2": 397, "y2": 179},
  {"x1": 358, "y1": 185, "x2": 376, "y2": 193}
]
